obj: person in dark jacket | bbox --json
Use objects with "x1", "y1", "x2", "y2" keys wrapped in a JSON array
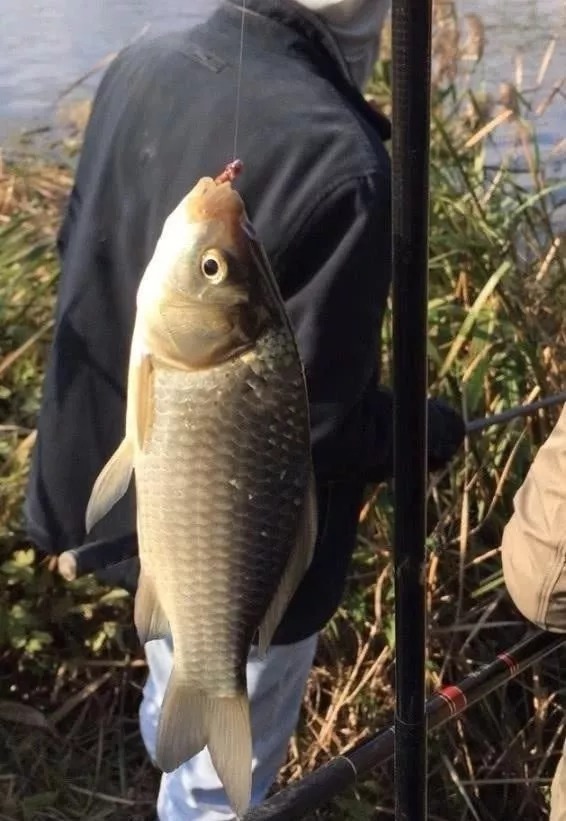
[{"x1": 24, "y1": 1, "x2": 465, "y2": 817}]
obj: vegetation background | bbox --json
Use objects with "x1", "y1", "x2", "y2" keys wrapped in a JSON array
[{"x1": 1, "y1": 2, "x2": 565, "y2": 818}]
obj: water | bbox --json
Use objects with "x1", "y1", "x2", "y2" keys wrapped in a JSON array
[
  {"x1": 457, "y1": 0, "x2": 565, "y2": 178},
  {"x1": 0, "y1": 0, "x2": 564, "y2": 179},
  {"x1": 0, "y1": 1, "x2": 218, "y2": 140}
]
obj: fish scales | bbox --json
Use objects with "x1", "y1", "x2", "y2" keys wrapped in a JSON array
[{"x1": 135, "y1": 325, "x2": 310, "y2": 694}]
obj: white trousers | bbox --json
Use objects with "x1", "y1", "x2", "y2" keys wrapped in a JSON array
[{"x1": 139, "y1": 633, "x2": 318, "y2": 820}]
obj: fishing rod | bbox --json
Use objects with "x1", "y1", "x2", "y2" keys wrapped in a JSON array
[
  {"x1": 390, "y1": 0, "x2": 434, "y2": 814},
  {"x1": 55, "y1": 391, "x2": 566, "y2": 582},
  {"x1": 465, "y1": 391, "x2": 566, "y2": 434},
  {"x1": 242, "y1": 629, "x2": 566, "y2": 821},
  {"x1": 57, "y1": 531, "x2": 138, "y2": 582}
]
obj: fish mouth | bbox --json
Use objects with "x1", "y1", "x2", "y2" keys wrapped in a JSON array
[
  {"x1": 184, "y1": 176, "x2": 248, "y2": 260},
  {"x1": 185, "y1": 177, "x2": 245, "y2": 225}
]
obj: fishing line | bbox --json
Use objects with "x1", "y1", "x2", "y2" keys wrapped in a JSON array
[{"x1": 233, "y1": 0, "x2": 247, "y2": 161}]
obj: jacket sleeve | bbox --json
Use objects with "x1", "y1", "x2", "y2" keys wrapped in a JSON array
[
  {"x1": 23, "y1": 56, "x2": 140, "y2": 558},
  {"x1": 275, "y1": 170, "x2": 395, "y2": 484},
  {"x1": 501, "y1": 404, "x2": 566, "y2": 632}
]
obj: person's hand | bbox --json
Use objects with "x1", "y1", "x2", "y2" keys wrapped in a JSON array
[{"x1": 427, "y1": 397, "x2": 466, "y2": 472}]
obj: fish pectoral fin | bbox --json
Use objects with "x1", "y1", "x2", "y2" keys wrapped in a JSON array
[
  {"x1": 134, "y1": 352, "x2": 154, "y2": 451},
  {"x1": 134, "y1": 572, "x2": 170, "y2": 644},
  {"x1": 257, "y1": 469, "x2": 318, "y2": 658},
  {"x1": 84, "y1": 438, "x2": 134, "y2": 533},
  {"x1": 156, "y1": 676, "x2": 252, "y2": 818},
  {"x1": 127, "y1": 341, "x2": 154, "y2": 452}
]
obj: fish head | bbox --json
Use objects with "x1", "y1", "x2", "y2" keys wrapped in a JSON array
[{"x1": 137, "y1": 176, "x2": 284, "y2": 370}]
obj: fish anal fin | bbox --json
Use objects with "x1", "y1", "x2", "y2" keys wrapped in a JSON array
[
  {"x1": 84, "y1": 438, "x2": 134, "y2": 533},
  {"x1": 257, "y1": 469, "x2": 318, "y2": 658},
  {"x1": 155, "y1": 672, "x2": 252, "y2": 819},
  {"x1": 134, "y1": 572, "x2": 169, "y2": 644}
]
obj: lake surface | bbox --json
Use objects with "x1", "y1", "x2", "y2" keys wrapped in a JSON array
[
  {"x1": 0, "y1": 0, "x2": 217, "y2": 140},
  {"x1": 0, "y1": 0, "x2": 564, "y2": 182}
]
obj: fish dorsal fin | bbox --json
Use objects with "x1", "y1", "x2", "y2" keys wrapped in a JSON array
[{"x1": 257, "y1": 468, "x2": 318, "y2": 658}]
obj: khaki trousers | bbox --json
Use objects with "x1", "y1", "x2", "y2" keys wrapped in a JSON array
[{"x1": 551, "y1": 747, "x2": 566, "y2": 820}]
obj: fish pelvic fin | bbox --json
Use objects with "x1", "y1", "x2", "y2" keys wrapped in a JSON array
[
  {"x1": 134, "y1": 572, "x2": 169, "y2": 644},
  {"x1": 257, "y1": 467, "x2": 318, "y2": 658},
  {"x1": 84, "y1": 438, "x2": 134, "y2": 534},
  {"x1": 156, "y1": 673, "x2": 252, "y2": 819}
]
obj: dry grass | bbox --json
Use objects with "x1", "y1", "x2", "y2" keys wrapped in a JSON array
[
  {"x1": 1, "y1": 4, "x2": 566, "y2": 819},
  {"x1": 0, "y1": 159, "x2": 159, "y2": 820}
]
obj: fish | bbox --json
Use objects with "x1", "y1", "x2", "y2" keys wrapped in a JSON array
[{"x1": 84, "y1": 162, "x2": 317, "y2": 818}]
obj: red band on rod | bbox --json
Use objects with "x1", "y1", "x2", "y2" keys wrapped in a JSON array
[
  {"x1": 438, "y1": 685, "x2": 468, "y2": 715},
  {"x1": 498, "y1": 652, "x2": 519, "y2": 676}
]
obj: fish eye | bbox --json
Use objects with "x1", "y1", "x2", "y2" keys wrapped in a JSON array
[{"x1": 200, "y1": 250, "x2": 228, "y2": 285}]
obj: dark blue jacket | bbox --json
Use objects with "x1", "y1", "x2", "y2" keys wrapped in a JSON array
[{"x1": 24, "y1": 0, "x2": 461, "y2": 643}]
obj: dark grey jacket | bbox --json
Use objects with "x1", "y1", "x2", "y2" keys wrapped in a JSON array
[{"x1": 24, "y1": 0, "x2": 463, "y2": 643}]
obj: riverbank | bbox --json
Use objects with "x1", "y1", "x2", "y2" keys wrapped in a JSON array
[{"x1": 1, "y1": 33, "x2": 565, "y2": 821}]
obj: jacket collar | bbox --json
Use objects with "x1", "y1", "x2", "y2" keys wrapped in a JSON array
[{"x1": 221, "y1": 0, "x2": 391, "y2": 141}]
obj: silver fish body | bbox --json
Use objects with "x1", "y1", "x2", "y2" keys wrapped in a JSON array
[
  {"x1": 136, "y1": 325, "x2": 310, "y2": 692},
  {"x1": 84, "y1": 175, "x2": 316, "y2": 818}
]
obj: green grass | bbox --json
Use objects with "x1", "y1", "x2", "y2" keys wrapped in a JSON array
[{"x1": 1, "y1": 8, "x2": 565, "y2": 819}]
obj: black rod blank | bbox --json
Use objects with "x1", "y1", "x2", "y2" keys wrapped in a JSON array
[
  {"x1": 243, "y1": 629, "x2": 565, "y2": 820},
  {"x1": 466, "y1": 391, "x2": 566, "y2": 434},
  {"x1": 57, "y1": 532, "x2": 138, "y2": 581},
  {"x1": 390, "y1": 0, "x2": 434, "y2": 817}
]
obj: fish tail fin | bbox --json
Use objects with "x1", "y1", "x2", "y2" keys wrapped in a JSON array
[
  {"x1": 156, "y1": 670, "x2": 252, "y2": 818},
  {"x1": 85, "y1": 438, "x2": 134, "y2": 533},
  {"x1": 155, "y1": 670, "x2": 208, "y2": 773},
  {"x1": 207, "y1": 692, "x2": 253, "y2": 819}
]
